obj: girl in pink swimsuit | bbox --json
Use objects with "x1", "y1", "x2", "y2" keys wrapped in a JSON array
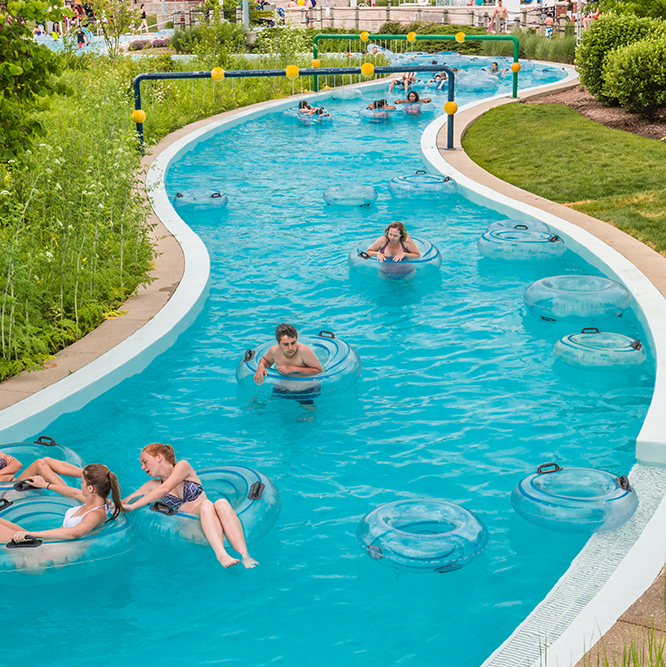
[{"x1": 366, "y1": 221, "x2": 421, "y2": 262}]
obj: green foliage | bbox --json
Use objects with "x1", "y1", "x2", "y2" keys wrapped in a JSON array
[
  {"x1": 377, "y1": 22, "x2": 489, "y2": 54},
  {"x1": 0, "y1": 60, "x2": 153, "y2": 381},
  {"x1": 575, "y1": 12, "x2": 666, "y2": 103},
  {"x1": 89, "y1": 0, "x2": 142, "y2": 58},
  {"x1": 255, "y1": 23, "x2": 310, "y2": 64},
  {"x1": 171, "y1": 12, "x2": 246, "y2": 59},
  {"x1": 603, "y1": 37, "x2": 666, "y2": 118},
  {"x1": 0, "y1": 0, "x2": 71, "y2": 161},
  {"x1": 462, "y1": 103, "x2": 666, "y2": 256},
  {"x1": 482, "y1": 29, "x2": 575, "y2": 63},
  {"x1": 600, "y1": 0, "x2": 666, "y2": 19}
]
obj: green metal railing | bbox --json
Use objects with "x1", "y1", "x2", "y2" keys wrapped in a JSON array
[{"x1": 312, "y1": 33, "x2": 520, "y2": 98}]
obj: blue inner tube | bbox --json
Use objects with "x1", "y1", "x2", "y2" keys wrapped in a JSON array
[
  {"x1": 524, "y1": 275, "x2": 632, "y2": 322},
  {"x1": 511, "y1": 463, "x2": 638, "y2": 533},
  {"x1": 173, "y1": 189, "x2": 228, "y2": 209},
  {"x1": 486, "y1": 218, "x2": 551, "y2": 233},
  {"x1": 130, "y1": 466, "x2": 280, "y2": 549},
  {"x1": 357, "y1": 499, "x2": 488, "y2": 573},
  {"x1": 0, "y1": 496, "x2": 135, "y2": 585},
  {"x1": 554, "y1": 328, "x2": 646, "y2": 369},
  {"x1": 324, "y1": 185, "x2": 378, "y2": 207},
  {"x1": 348, "y1": 238, "x2": 442, "y2": 279},
  {"x1": 456, "y1": 73, "x2": 499, "y2": 92},
  {"x1": 0, "y1": 438, "x2": 85, "y2": 502},
  {"x1": 477, "y1": 229, "x2": 566, "y2": 263},
  {"x1": 236, "y1": 332, "x2": 362, "y2": 400},
  {"x1": 389, "y1": 172, "x2": 457, "y2": 199}
]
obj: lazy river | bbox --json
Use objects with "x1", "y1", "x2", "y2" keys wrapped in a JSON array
[{"x1": 1, "y1": 64, "x2": 657, "y2": 666}]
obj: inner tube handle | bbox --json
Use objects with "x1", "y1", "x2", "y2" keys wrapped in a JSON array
[
  {"x1": 13, "y1": 480, "x2": 36, "y2": 492},
  {"x1": 243, "y1": 349, "x2": 256, "y2": 362},
  {"x1": 175, "y1": 192, "x2": 184, "y2": 198},
  {"x1": 630, "y1": 339, "x2": 643, "y2": 351},
  {"x1": 415, "y1": 169, "x2": 427, "y2": 174},
  {"x1": 615, "y1": 475, "x2": 632, "y2": 491},
  {"x1": 537, "y1": 462, "x2": 563, "y2": 475},
  {"x1": 359, "y1": 251, "x2": 371, "y2": 260},
  {"x1": 443, "y1": 176, "x2": 451, "y2": 182},
  {"x1": 6, "y1": 536, "x2": 43, "y2": 549},
  {"x1": 150, "y1": 501, "x2": 178, "y2": 516},
  {"x1": 211, "y1": 192, "x2": 222, "y2": 199},
  {"x1": 368, "y1": 545, "x2": 383, "y2": 559},
  {"x1": 317, "y1": 330, "x2": 336, "y2": 339},
  {"x1": 248, "y1": 481, "x2": 265, "y2": 500},
  {"x1": 0, "y1": 498, "x2": 13, "y2": 512},
  {"x1": 548, "y1": 235, "x2": 560, "y2": 243},
  {"x1": 514, "y1": 224, "x2": 529, "y2": 230},
  {"x1": 34, "y1": 435, "x2": 56, "y2": 446},
  {"x1": 581, "y1": 327, "x2": 600, "y2": 334}
]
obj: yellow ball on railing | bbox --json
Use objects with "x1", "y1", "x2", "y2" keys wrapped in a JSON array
[
  {"x1": 211, "y1": 67, "x2": 225, "y2": 81},
  {"x1": 360, "y1": 62, "x2": 375, "y2": 78},
  {"x1": 407, "y1": 31, "x2": 417, "y2": 43},
  {"x1": 511, "y1": 62, "x2": 521, "y2": 73},
  {"x1": 286, "y1": 65, "x2": 300, "y2": 80},
  {"x1": 455, "y1": 31, "x2": 465, "y2": 43},
  {"x1": 311, "y1": 59, "x2": 321, "y2": 68},
  {"x1": 131, "y1": 109, "x2": 146, "y2": 124},
  {"x1": 444, "y1": 101, "x2": 458, "y2": 116},
  {"x1": 297, "y1": 0, "x2": 305, "y2": 5},
  {"x1": 360, "y1": 31, "x2": 369, "y2": 42}
]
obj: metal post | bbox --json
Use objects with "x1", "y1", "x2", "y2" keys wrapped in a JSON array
[{"x1": 242, "y1": 0, "x2": 249, "y2": 28}]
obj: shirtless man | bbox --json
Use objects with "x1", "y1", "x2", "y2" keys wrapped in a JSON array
[
  {"x1": 490, "y1": 0, "x2": 508, "y2": 32},
  {"x1": 254, "y1": 323, "x2": 322, "y2": 385}
]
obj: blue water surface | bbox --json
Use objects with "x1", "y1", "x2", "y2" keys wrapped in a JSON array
[{"x1": 2, "y1": 72, "x2": 653, "y2": 667}]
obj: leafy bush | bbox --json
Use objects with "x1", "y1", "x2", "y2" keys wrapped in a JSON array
[
  {"x1": 575, "y1": 12, "x2": 666, "y2": 103},
  {"x1": 129, "y1": 39, "x2": 151, "y2": 51},
  {"x1": 170, "y1": 18, "x2": 245, "y2": 55},
  {"x1": 151, "y1": 37, "x2": 172, "y2": 48},
  {"x1": 603, "y1": 37, "x2": 666, "y2": 118}
]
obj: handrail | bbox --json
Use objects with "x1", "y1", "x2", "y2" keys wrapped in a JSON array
[
  {"x1": 132, "y1": 63, "x2": 458, "y2": 148},
  {"x1": 312, "y1": 33, "x2": 520, "y2": 97}
]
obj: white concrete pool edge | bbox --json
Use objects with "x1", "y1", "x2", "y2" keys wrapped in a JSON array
[{"x1": 420, "y1": 68, "x2": 666, "y2": 667}]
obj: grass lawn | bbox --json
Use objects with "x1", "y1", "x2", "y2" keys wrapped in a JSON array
[{"x1": 462, "y1": 103, "x2": 666, "y2": 254}]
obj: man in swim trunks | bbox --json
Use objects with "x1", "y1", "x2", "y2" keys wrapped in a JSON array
[
  {"x1": 490, "y1": 0, "x2": 508, "y2": 32},
  {"x1": 254, "y1": 323, "x2": 322, "y2": 385}
]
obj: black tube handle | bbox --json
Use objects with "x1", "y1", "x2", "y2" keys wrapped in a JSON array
[
  {"x1": 0, "y1": 498, "x2": 13, "y2": 512},
  {"x1": 514, "y1": 224, "x2": 529, "y2": 230},
  {"x1": 13, "y1": 480, "x2": 36, "y2": 492},
  {"x1": 548, "y1": 235, "x2": 560, "y2": 242},
  {"x1": 317, "y1": 330, "x2": 336, "y2": 339},
  {"x1": 243, "y1": 349, "x2": 256, "y2": 362},
  {"x1": 359, "y1": 251, "x2": 371, "y2": 260},
  {"x1": 6, "y1": 536, "x2": 43, "y2": 549},
  {"x1": 34, "y1": 436, "x2": 56, "y2": 446},
  {"x1": 630, "y1": 339, "x2": 643, "y2": 351},
  {"x1": 537, "y1": 462, "x2": 563, "y2": 475},
  {"x1": 581, "y1": 327, "x2": 600, "y2": 334},
  {"x1": 211, "y1": 192, "x2": 223, "y2": 199},
  {"x1": 615, "y1": 475, "x2": 632, "y2": 492},
  {"x1": 248, "y1": 482, "x2": 265, "y2": 500},
  {"x1": 150, "y1": 501, "x2": 178, "y2": 516}
]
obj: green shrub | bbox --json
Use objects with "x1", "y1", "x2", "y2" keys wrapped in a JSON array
[
  {"x1": 603, "y1": 37, "x2": 666, "y2": 118},
  {"x1": 170, "y1": 19, "x2": 245, "y2": 55},
  {"x1": 575, "y1": 12, "x2": 666, "y2": 103}
]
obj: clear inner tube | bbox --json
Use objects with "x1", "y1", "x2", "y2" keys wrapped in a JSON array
[
  {"x1": 511, "y1": 464, "x2": 638, "y2": 533},
  {"x1": 554, "y1": 328, "x2": 646, "y2": 369},
  {"x1": 173, "y1": 189, "x2": 228, "y2": 209},
  {"x1": 388, "y1": 172, "x2": 457, "y2": 199},
  {"x1": 348, "y1": 238, "x2": 442, "y2": 279},
  {"x1": 524, "y1": 275, "x2": 632, "y2": 322},
  {"x1": 323, "y1": 185, "x2": 378, "y2": 207},
  {"x1": 486, "y1": 218, "x2": 551, "y2": 233},
  {"x1": 356, "y1": 499, "x2": 488, "y2": 573},
  {"x1": 478, "y1": 229, "x2": 566, "y2": 263}
]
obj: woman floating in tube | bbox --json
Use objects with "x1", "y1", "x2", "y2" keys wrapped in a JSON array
[{"x1": 366, "y1": 222, "x2": 421, "y2": 262}]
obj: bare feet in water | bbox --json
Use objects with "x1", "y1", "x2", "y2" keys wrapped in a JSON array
[
  {"x1": 242, "y1": 554, "x2": 259, "y2": 569},
  {"x1": 218, "y1": 553, "x2": 240, "y2": 568}
]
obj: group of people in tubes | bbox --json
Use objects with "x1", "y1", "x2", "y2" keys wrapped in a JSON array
[
  {"x1": 0, "y1": 442, "x2": 257, "y2": 569},
  {"x1": 0, "y1": 222, "x2": 417, "y2": 570}
]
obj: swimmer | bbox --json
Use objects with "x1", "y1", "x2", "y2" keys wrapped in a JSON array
[
  {"x1": 486, "y1": 62, "x2": 508, "y2": 77},
  {"x1": 0, "y1": 464, "x2": 123, "y2": 545},
  {"x1": 254, "y1": 323, "x2": 322, "y2": 385},
  {"x1": 366, "y1": 98, "x2": 396, "y2": 111},
  {"x1": 366, "y1": 222, "x2": 421, "y2": 262},
  {"x1": 388, "y1": 72, "x2": 416, "y2": 94},
  {"x1": 122, "y1": 443, "x2": 258, "y2": 569},
  {"x1": 298, "y1": 101, "x2": 329, "y2": 117},
  {"x1": 0, "y1": 451, "x2": 84, "y2": 486},
  {"x1": 395, "y1": 90, "x2": 431, "y2": 105},
  {"x1": 425, "y1": 73, "x2": 447, "y2": 91}
]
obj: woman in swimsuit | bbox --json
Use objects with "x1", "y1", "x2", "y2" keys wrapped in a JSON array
[
  {"x1": 122, "y1": 443, "x2": 257, "y2": 569},
  {"x1": 0, "y1": 463, "x2": 123, "y2": 544},
  {"x1": 366, "y1": 221, "x2": 421, "y2": 263},
  {"x1": 395, "y1": 90, "x2": 432, "y2": 105},
  {"x1": 0, "y1": 451, "x2": 85, "y2": 485}
]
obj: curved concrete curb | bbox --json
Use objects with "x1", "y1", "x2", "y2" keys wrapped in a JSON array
[{"x1": 422, "y1": 65, "x2": 666, "y2": 667}]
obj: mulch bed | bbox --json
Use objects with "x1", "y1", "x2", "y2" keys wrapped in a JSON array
[{"x1": 522, "y1": 85, "x2": 666, "y2": 142}]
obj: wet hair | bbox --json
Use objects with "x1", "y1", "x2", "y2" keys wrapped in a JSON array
[
  {"x1": 407, "y1": 90, "x2": 420, "y2": 102},
  {"x1": 276, "y1": 323, "x2": 298, "y2": 341},
  {"x1": 384, "y1": 221, "x2": 407, "y2": 243},
  {"x1": 373, "y1": 98, "x2": 388, "y2": 109},
  {"x1": 298, "y1": 100, "x2": 309, "y2": 110},
  {"x1": 142, "y1": 442, "x2": 177, "y2": 466},
  {"x1": 491, "y1": 62, "x2": 498, "y2": 67},
  {"x1": 82, "y1": 464, "x2": 123, "y2": 521}
]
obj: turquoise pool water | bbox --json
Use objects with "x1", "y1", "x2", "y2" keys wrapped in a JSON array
[{"x1": 2, "y1": 74, "x2": 655, "y2": 666}]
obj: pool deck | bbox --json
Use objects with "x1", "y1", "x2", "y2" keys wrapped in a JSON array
[{"x1": 0, "y1": 73, "x2": 665, "y2": 665}]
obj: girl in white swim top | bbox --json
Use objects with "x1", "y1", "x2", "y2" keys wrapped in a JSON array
[{"x1": 0, "y1": 463, "x2": 123, "y2": 544}]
